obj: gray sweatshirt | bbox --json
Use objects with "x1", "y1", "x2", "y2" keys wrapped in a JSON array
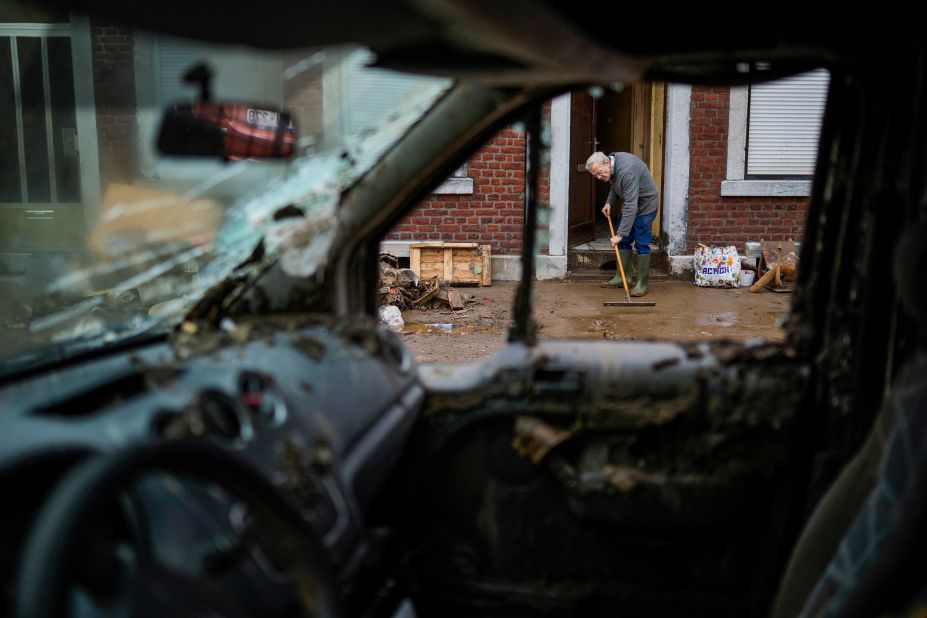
[{"x1": 607, "y1": 152, "x2": 659, "y2": 238}]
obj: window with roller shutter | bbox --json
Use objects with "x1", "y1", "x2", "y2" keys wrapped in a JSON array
[
  {"x1": 720, "y1": 68, "x2": 830, "y2": 197},
  {"x1": 746, "y1": 69, "x2": 829, "y2": 178}
]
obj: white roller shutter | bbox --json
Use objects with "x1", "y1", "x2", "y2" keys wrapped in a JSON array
[
  {"x1": 157, "y1": 36, "x2": 281, "y2": 106},
  {"x1": 340, "y1": 49, "x2": 437, "y2": 137},
  {"x1": 747, "y1": 69, "x2": 829, "y2": 177}
]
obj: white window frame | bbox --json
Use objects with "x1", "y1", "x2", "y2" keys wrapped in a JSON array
[{"x1": 720, "y1": 86, "x2": 813, "y2": 197}]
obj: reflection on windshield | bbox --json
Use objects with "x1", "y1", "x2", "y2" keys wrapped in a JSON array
[{"x1": 0, "y1": 35, "x2": 450, "y2": 370}]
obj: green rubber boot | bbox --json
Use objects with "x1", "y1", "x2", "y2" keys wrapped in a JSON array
[
  {"x1": 603, "y1": 250, "x2": 634, "y2": 287},
  {"x1": 630, "y1": 253, "x2": 651, "y2": 297}
]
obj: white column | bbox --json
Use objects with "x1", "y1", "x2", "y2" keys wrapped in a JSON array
[
  {"x1": 132, "y1": 31, "x2": 159, "y2": 180},
  {"x1": 320, "y1": 57, "x2": 344, "y2": 150},
  {"x1": 726, "y1": 86, "x2": 748, "y2": 181},
  {"x1": 534, "y1": 92, "x2": 571, "y2": 280},
  {"x1": 70, "y1": 14, "x2": 101, "y2": 233},
  {"x1": 663, "y1": 84, "x2": 691, "y2": 262},
  {"x1": 548, "y1": 93, "x2": 570, "y2": 257}
]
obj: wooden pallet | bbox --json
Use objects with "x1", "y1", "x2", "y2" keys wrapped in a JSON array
[{"x1": 410, "y1": 242, "x2": 491, "y2": 286}]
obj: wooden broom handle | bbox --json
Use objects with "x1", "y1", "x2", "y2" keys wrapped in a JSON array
[{"x1": 607, "y1": 215, "x2": 632, "y2": 303}]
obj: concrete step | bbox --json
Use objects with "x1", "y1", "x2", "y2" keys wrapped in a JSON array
[
  {"x1": 568, "y1": 249, "x2": 619, "y2": 271},
  {"x1": 569, "y1": 250, "x2": 668, "y2": 272}
]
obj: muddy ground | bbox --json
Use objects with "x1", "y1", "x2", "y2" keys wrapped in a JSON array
[{"x1": 399, "y1": 280, "x2": 793, "y2": 363}]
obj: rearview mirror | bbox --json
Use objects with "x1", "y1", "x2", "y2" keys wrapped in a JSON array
[{"x1": 157, "y1": 102, "x2": 297, "y2": 160}]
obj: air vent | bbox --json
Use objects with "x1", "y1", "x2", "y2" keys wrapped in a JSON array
[
  {"x1": 199, "y1": 391, "x2": 246, "y2": 441},
  {"x1": 238, "y1": 372, "x2": 285, "y2": 425}
]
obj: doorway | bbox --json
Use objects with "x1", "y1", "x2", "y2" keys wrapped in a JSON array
[
  {"x1": 0, "y1": 25, "x2": 85, "y2": 250},
  {"x1": 567, "y1": 82, "x2": 665, "y2": 257}
]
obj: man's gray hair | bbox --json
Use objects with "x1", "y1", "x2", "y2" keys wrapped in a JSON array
[{"x1": 585, "y1": 151, "x2": 609, "y2": 172}]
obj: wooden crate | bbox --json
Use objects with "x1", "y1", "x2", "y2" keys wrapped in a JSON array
[{"x1": 410, "y1": 242, "x2": 491, "y2": 286}]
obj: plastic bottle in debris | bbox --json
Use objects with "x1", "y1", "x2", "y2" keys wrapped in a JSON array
[{"x1": 377, "y1": 305, "x2": 404, "y2": 330}]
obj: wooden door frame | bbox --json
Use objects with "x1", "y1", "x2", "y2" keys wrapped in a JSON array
[
  {"x1": 0, "y1": 19, "x2": 101, "y2": 248},
  {"x1": 649, "y1": 82, "x2": 666, "y2": 239},
  {"x1": 567, "y1": 90, "x2": 596, "y2": 247},
  {"x1": 629, "y1": 82, "x2": 666, "y2": 240}
]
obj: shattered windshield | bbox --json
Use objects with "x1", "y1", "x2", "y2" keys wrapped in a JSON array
[{"x1": 0, "y1": 32, "x2": 450, "y2": 373}]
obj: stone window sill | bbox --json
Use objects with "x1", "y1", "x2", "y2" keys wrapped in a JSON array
[
  {"x1": 720, "y1": 179, "x2": 812, "y2": 197},
  {"x1": 432, "y1": 177, "x2": 474, "y2": 195}
]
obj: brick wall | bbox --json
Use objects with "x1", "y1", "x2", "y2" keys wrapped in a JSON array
[
  {"x1": 386, "y1": 126, "x2": 527, "y2": 255},
  {"x1": 687, "y1": 86, "x2": 809, "y2": 253},
  {"x1": 91, "y1": 21, "x2": 137, "y2": 186},
  {"x1": 386, "y1": 103, "x2": 551, "y2": 256}
]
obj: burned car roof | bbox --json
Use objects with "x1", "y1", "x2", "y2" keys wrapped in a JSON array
[{"x1": 37, "y1": 0, "x2": 922, "y2": 87}]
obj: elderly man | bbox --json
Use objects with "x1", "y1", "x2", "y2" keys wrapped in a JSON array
[{"x1": 585, "y1": 151, "x2": 659, "y2": 296}]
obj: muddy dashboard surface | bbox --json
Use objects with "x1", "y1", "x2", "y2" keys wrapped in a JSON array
[
  {"x1": 0, "y1": 316, "x2": 423, "y2": 613},
  {"x1": 401, "y1": 338, "x2": 807, "y2": 617}
]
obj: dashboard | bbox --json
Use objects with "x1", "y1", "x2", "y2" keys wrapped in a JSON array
[{"x1": 0, "y1": 316, "x2": 422, "y2": 617}]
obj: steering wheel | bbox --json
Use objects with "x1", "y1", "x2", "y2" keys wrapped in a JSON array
[{"x1": 16, "y1": 442, "x2": 344, "y2": 618}]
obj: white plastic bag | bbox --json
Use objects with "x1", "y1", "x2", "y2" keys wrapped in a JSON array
[
  {"x1": 377, "y1": 305, "x2": 405, "y2": 330},
  {"x1": 694, "y1": 245, "x2": 741, "y2": 288}
]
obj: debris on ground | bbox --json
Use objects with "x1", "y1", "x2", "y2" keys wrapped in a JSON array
[
  {"x1": 437, "y1": 289, "x2": 464, "y2": 310},
  {"x1": 749, "y1": 239, "x2": 799, "y2": 293},
  {"x1": 379, "y1": 252, "x2": 400, "y2": 269},
  {"x1": 604, "y1": 331, "x2": 637, "y2": 341},
  {"x1": 377, "y1": 253, "x2": 477, "y2": 312},
  {"x1": 377, "y1": 305, "x2": 404, "y2": 329}
]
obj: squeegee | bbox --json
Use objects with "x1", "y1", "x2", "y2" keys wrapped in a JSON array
[{"x1": 603, "y1": 214, "x2": 656, "y2": 308}]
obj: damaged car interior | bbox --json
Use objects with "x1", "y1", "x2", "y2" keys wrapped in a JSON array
[{"x1": 2, "y1": 1, "x2": 926, "y2": 617}]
